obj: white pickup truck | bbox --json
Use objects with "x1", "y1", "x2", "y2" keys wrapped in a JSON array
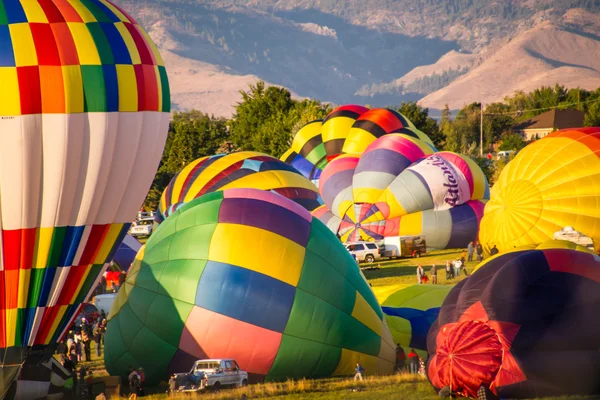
[{"x1": 173, "y1": 359, "x2": 248, "y2": 392}]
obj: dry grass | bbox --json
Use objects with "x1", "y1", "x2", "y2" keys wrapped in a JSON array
[{"x1": 142, "y1": 373, "x2": 434, "y2": 400}]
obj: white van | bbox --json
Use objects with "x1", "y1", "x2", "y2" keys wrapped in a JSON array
[
  {"x1": 497, "y1": 150, "x2": 516, "y2": 160},
  {"x1": 345, "y1": 242, "x2": 381, "y2": 263}
]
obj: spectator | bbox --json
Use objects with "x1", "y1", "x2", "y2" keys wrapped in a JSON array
[
  {"x1": 169, "y1": 374, "x2": 178, "y2": 396},
  {"x1": 395, "y1": 344, "x2": 406, "y2": 372},
  {"x1": 99, "y1": 319, "x2": 107, "y2": 347},
  {"x1": 82, "y1": 328, "x2": 91, "y2": 361},
  {"x1": 407, "y1": 349, "x2": 419, "y2": 374},
  {"x1": 445, "y1": 261, "x2": 452, "y2": 280},
  {"x1": 100, "y1": 276, "x2": 107, "y2": 294},
  {"x1": 467, "y1": 242, "x2": 474, "y2": 262},
  {"x1": 93, "y1": 325, "x2": 101, "y2": 357},
  {"x1": 56, "y1": 341, "x2": 67, "y2": 364},
  {"x1": 128, "y1": 369, "x2": 140, "y2": 400},
  {"x1": 490, "y1": 245, "x2": 499, "y2": 256},
  {"x1": 354, "y1": 363, "x2": 365, "y2": 381},
  {"x1": 461, "y1": 249, "x2": 467, "y2": 260},
  {"x1": 476, "y1": 243, "x2": 484, "y2": 262},
  {"x1": 431, "y1": 264, "x2": 438, "y2": 285},
  {"x1": 453, "y1": 259, "x2": 461, "y2": 278},
  {"x1": 416, "y1": 265, "x2": 424, "y2": 284}
]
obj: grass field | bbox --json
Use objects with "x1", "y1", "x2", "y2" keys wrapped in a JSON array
[
  {"x1": 81, "y1": 249, "x2": 593, "y2": 399},
  {"x1": 361, "y1": 248, "x2": 477, "y2": 288}
]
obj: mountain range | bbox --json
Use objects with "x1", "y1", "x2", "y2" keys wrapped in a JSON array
[{"x1": 120, "y1": 0, "x2": 600, "y2": 116}]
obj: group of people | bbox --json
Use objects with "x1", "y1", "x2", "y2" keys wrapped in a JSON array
[
  {"x1": 57, "y1": 314, "x2": 107, "y2": 365},
  {"x1": 394, "y1": 345, "x2": 425, "y2": 375},
  {"x1": 416, "y1": 242, "x2": 500, "y2": 284},
  {"x1": 55, "y1": 313, "x2": 108, "y2": 398}
]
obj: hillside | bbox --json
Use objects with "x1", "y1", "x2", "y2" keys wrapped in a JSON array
[
  {"x1": 120, "y1": 0, "x2": 600, "y2": 115},
  {"x1": 419, "y1": 21, "x2": 600, "y2": 110}
]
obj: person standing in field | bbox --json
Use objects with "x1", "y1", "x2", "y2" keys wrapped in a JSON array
[
  {"x1": 445, "y1": 261, "x2": 452, "y2": 280},
  {"x1": 467, "y1": 242, "x2": 474, "y2": 262},
  {"x1": 430, "y1": 264, "x2": 438, "y2": 284},
  {"x1": 476, "y1": 243, "x2": 484, "y2": 262},
  {"x1": 407, "y1": 349, "x2": 419, "y2": 374},
  {"x1": 416, "y1": 265, "x2": 424, "y2": 284},
  {"x1": 395, "y1": 344, "x2": 406, "y2": 372},
  {"x1": 354, "y1": 363, "x2": 365, "y2": 381}
]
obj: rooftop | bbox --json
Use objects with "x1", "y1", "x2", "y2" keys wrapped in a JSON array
[{"x1": 514, "y1": 109, "x2": 585, "y2": 131}]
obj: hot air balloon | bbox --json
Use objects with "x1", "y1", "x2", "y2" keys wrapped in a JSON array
[
  {"x1": 0, "y1": 0, "x2": 170, "y2": 395},
  {"x1": 381, "y1": 285, "x2": 450, "y2": 354},
  {"x1": 280, "y1": 105, "x2": 433, "y2": 184},
  {"x1": 314, "y1": 134, "x2": 489, "y2": 248},
  {"x1": 157, "y1": 152, "x2": 321, "y2": 222},
  {"x1": 105, "y1": 189, "x2": 395, "y2": 385},
  {"x1": 479, "y1": 127, "x2": 600, "y2": 254},
  {"x1": 427, "y1": 242, "x2": 600, "y2": 399}
]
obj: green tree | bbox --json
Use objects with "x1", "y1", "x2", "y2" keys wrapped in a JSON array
[
  {"x1": 230, "y1": 82, "x2": 329, "y2": 157},
  {"x1": 143, "y1": 110, "x2": 229, "y2": 211},
  {"x1": 584, "y1": 100, "x2": 600, "y2": 127},
  {"x1": 498, "y1": 133, "x2": 526, "y2": 151},
  {"x1": 392, "y1": 101, "x2": 444, "y2": 149}
]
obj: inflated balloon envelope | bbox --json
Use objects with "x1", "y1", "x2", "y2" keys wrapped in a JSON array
[
  {"x1": 427, "y1": 241, "x2": 600, "y2": 399},
  {"x1": 480, "y1": 127, "x2": 600, "y2": 254},
  {"x1": 105, "y1": 188, "x2": 396, "y2": 385},
  {"x1": 0, "y1": 0, "x2": 170, "y2": 396},
  {"x1": 314, "y1": 135, "x2": 489, "y2": 248},
  {"x1": 280, "y1": 105, "x2": 433, "y2": 184},
  {"x1": 157, "y1": 152, "x2": 321, "y2": 222}
]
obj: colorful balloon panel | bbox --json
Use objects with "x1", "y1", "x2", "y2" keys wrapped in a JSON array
[
  {"x1": 427, "y1": 245, "x2": 600, "y2": 399},
  {"x1": 111, "y1": 234, "x2": 142, "y2": 271},
  {"x1": 158, "y1": 152, "x2": 321, "y2": 221},
  {"x1": 314, "y1": 134, "x2": 489, "y2": 248},
  {"x1": 480, "y1": 127, "x2": 600, "y2": 254},
  {"x1": 106, "y1": 189, "x2": 395, "y2": 385},
  {"x1": 0, "y1": 0, "x2": 170, "y2": 394},
  {"x1": 343, "y1": 108, "x2": 434, "y2": 155},
  {"x1": 280, "y1": 120, "x2": 327, "y2": 182},
  {"x1": 280, "y1": 106, "x2": 430, "y2": 184},
  {"x1": 380, "y1": 285, "x2": 450, "y2": 353},
  {"x1": 322, "y1": 105, "x2": 369, "y2": 159}
]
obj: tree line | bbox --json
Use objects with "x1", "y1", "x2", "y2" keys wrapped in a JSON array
[{"x1": 143, "y1": 82, "x2": 600, "y2": 210}]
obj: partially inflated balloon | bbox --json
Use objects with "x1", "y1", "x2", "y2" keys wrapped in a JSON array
[
  {"x1": 280, "y1": 120, "x2": 328, "y2": 183},
  {"x1": 381, "y1": 285, "x2": 450, "y2": 353},
  {"x1": 158, "y1": 152, "x2": 321, "y2": 221},
  {"x1": 315, "y1": 135, "x2": 489, "y2": 248},
  {"x1": 342, "y1": 108, "x2": 434, "y2": 155},
  {"x1": 280, "y1": 105, "x2": 432, "y2": 183},
  {"x1": 427, "y1": 244, "x2": 600, "y2": 399},
  {"x1": 480, "y1": 127, "x2": 600, "y2": 253},
  {"x1": 106, "y1": 189, "x2": 395, "y2": 385},
  {"x1": 0, "y1": 0, "x2": 169, "y2": 394}
]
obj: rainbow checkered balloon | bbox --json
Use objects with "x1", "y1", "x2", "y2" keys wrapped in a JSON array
[
  {"x1": 105, "y1": 188, "x2": 395, "y2": 385},
  {"x1": 0, "y1": 0, "x2": 170, "y2": 392}
]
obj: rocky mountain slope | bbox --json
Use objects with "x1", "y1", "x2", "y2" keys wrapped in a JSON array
[
  {"x1": 121, "y1": 0, "x2": 600, "y2": 115},
  {"x1": 418, "y1": 20, "x2": 600, "y2": 110}
]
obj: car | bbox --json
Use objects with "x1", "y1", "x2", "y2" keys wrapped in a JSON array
[
  {"x1": 173, "y1": 359, "x2": 248, "y2": 393},
  {"x1": 129, "y1": 216, "x2": 155, "y2": 238},
  {"x1": 497, "y1": 150, "x2": 516, "y2": 160},
  {"x1": 345, "y1": 241, "x2": 381, "y2": 263}
]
